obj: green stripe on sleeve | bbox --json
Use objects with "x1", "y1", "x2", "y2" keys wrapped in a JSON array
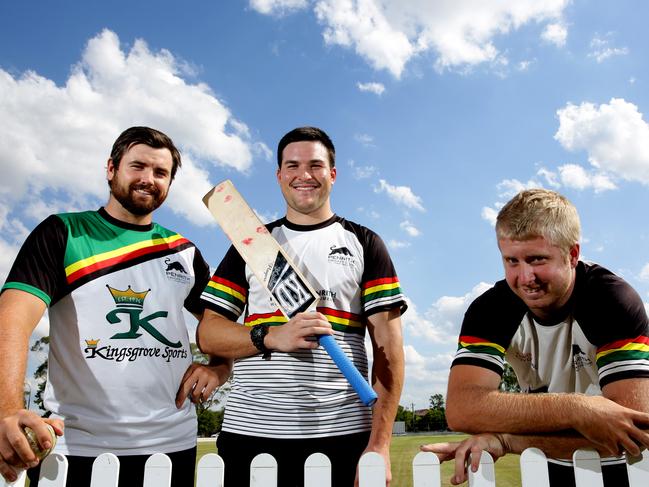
[{"x1": 2, "y1": 282, "x2": 52, "y2": 306}]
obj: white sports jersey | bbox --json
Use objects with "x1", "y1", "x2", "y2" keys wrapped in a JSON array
[
  {"x1": 201, "y1": 215, "x2": 407, "y2": 438},
  {"x1": 3, "y1": 209, "x2": 210, "y2": 455}
]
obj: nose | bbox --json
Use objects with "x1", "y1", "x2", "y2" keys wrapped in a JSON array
[
  {"x1": 299, "y1": 167, "x2": 314, "y2": 179},
  {"x1": 138, "y1": 167, "x2": 155, "y2": 184},
  {"x1": 517, "y1": 263, "x2": 536, "y2": 285}
]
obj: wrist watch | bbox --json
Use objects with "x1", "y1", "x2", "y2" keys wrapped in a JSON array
[{"x1": 250, "y1": 324, "x2": 272, "y2": 359}]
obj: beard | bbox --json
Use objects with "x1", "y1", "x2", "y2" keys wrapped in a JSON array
[{"x1": 109, "y1": 174, "x2": 167, "y2": 216}]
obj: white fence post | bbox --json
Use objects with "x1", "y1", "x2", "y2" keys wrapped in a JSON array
[
  {"x1": 143, "y1": 453, "x2": 171, "y2": 487},
  {"x1": 573, "y1": 449, "x2": 604, "y2": 487},
  {"x1": 519, "y1": 448, "x2": 550, "y2": 487},
  {"x1": 626, "y1": 449, "x2": 649, "y2": 487},
  {"x1": 467, "y1": 451, "x2": 495, "y2": 487},
  {"x1": 304, "y1": 452, "x2": 331, "y2": 487},
  {"x1": 0, "y1": 470, "x2": 26, "y2": 487},
  {"x1": 6, "y1": 446, "x2": 648, "y2": 486},
  {"x1": 90, "y1": 453, "x2": 119, "y2": 487},
  {"x1": 412, "y1": 451, "x2": 440, "y2": 487},
  {"x1": 39, "y1": 453, "x2": 68, "y2": 487},
  {"x1": 250, "y1": 453, "x2": 277, "y2": 487},
  {"x1": 196, "y1": 453, "x2": 224, "y2": 487},
  {"x1": 358, "y1": 452, "x2": 385, "y2": 487}
]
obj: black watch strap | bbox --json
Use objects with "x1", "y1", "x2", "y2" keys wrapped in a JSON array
[{"x1": 250, "y1": 324, "x2": 271, "y2": 359}]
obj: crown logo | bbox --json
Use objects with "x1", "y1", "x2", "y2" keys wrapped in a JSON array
[
  {"x1": 106, "y1": 285, "x2": 150, "y2": 309},
  {"x1": 85, "y1": 338, "x2": 100, "y2": 348}
]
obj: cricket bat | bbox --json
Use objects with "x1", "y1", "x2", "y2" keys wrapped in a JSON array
[{"x1": 203, "y1": 180, "x2": 378, "y2": 407}]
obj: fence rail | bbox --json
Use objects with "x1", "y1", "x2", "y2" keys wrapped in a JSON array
[{"x1": 3, "y1": 448, "x2": 649, "y2": 486}]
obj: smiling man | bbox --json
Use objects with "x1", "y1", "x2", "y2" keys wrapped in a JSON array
[
  {"x1": 422, "y1": 189, "x2": 649, "y2": 486},
  {"x1": 0, "y1": 127, "x2": 229, "y2": 486},
  {"x1": 197, "y1": 126, "x2": 406, "y2": 487}
]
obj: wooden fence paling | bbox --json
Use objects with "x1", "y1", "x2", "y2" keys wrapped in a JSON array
[
  {"x1": 250, "y1": 452, "x2": 277, "y2": 487},
  {"x1": 519, "y1": 448, "x2": 550, "y2": 487},
  {"x1": 304, "y1": 452, "x2": 331, "y2": 487},
  {"x1": 39, "y1": 453, "x2": 67, "y2": 487},
  {"x1": 2, "y1": 447, "x2": 649, "y2": 486},
  {"x1": 142, "y1": 452, "x2": 171, "y2": 487},
  {"x1": 627, "y1": 450, "x2": 649, "y2": 485},
  {"x1": 90, "y1": 453, "x2": 119, "y2": 487},
  {"x1": 467, "y1": 452, "x2": 495, "y2": 487},
  {"x1": 195, "y1": 453, "x2": 224, "y2": 487},
  {"x1": 412, "y1": 451, "x2": 440, "y2": 487},
  {"x1": 573, "y1": 449, "x2": 604, "y2": 487}
]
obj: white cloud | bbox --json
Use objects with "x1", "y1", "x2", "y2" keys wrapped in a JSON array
[
  {"x1": 348, "y1": 159, "x2": 378, "y2": 179},
  {"x1": 404, "y1": 283, "x2": 492, "y2": 344},
  {"x1": 254, "y1": 0, "x2": 570, "y2": 77},
  {"x1": 388, "y1": 239, "x2": 411, "y2": 249},
  {"x1": 640, "y1": 263, "x2": 649, "y2": 281},
  {"x1": 357, "y1": 81, "x2": 385, "y2": 95},
  {"x1": 588, "y1": 34, "x2": 629, "y2": 63},
  {"x1": 0, "y1": 29, "x2": 261, "y2": 228},
  {"x1": 354, "y1": 133, "x2": 375, "y2": 146},
  {"x1": 557, "y1": 164, "x2": 616, "y2": 192},
  {"x1": 249, "y1": 0, "x2": 308, "y2": 15},
  {"x1": 541, "y1": 22, "x2": 567, "y2": 47},
  {"x1": 481, "y1": 206, "x2": 499, "y2": 226},
  {"x1": 517, "y1": 59, "x2": 535, "y2": 72},
  {"x1": 376, "y1": 179, "x2": 425, "y2": 211},
  {"x1": 555, "y1": 98, "x2": 649, "y2": 185},
  {"x1": 400, "y1": 220, "x2": 421, "y2": 237}
]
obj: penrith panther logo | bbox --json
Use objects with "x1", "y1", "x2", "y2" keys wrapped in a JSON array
[
  {"x1": 164, "y1": 257, "x2": 190, "y2": 284},
  {"x1": 329, "y1": 245, "x2": 352, "y2": 256},
  {"x1": 165, "y1": 258, "x2": 187, "y2": 273},
  {"x1": 328, "y1": 245, "x2": 357, "y2": 267}
]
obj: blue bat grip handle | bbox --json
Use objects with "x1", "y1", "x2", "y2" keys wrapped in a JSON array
[{"x1": 318, "y1": 334, "x2": 378, "y2": 407}]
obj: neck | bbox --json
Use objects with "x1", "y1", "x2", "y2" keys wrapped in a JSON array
[
  {"x1": 104, "y1": 197, "x2": 154, "y2": 225},
  {"x1": 285, "y1": 206, "x2": 334, "y2": 226}
]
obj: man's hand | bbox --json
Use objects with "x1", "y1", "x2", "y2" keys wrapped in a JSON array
[
  {"x1": 265, "y1": 311, "x2": 333, "y2": 352},
  {"x1": 420, "y1": 434, "x2": 507, "y2": 485},
  {"x1": 0, "y1": 409, "x2": 64, "y2": 482},
  {"x1": 354, "y1": 445, "x2": 392, "y2": 487},
  {"x1": 175, "y1": 362, "x2": 229, "y2": 408},
  {"x1": 572, "y1": 394, "x2": 649, "y2": 457}
]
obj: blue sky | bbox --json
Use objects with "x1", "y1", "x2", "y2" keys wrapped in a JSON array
[{"x1": 2, "y1": 0, "x2": 649, "y2": 409}]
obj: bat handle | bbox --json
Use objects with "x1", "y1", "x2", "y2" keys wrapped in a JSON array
[{"x1": 318, "y1": 334, "x2": 378, "y2": 407}]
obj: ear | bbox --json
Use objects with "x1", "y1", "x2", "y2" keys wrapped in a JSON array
[
  {"x1": 106, "y1": 158, "x2": 115, "y2": 182},
  {"x1": 330, "y1": 166, "x2": 337, "y2": 184},
  {"x1": 276, "y1": 167, "x2": 281, "y2": 185},
  {"x1": 568, "y1": 243, "x2": 580, "y2": 267}
]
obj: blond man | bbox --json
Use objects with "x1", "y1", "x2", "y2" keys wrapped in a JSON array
[{"x1": 423, "y1": 189, "x2": 649, "y2": 486}]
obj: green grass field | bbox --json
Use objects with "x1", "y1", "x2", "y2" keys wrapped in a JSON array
[{"x1": 198, "y1": 433, "x2": 523, "y2": 487}]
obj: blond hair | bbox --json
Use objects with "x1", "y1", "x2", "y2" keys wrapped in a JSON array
[{"x1": 496, "y1": 189, "x2": 580, "y2": 253}]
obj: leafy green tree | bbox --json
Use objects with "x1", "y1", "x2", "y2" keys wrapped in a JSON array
[
  {"x1": 499, "y1": 362, "x2": 521, "y2": 392},
  {"x1": 191, "y1": 343, "x2": 231, "y2": 436},
  {"x1": 429, "y1": 393, "x2": 445, "y2": 410},
  {"x1": 30, "y1": 336, "x2": 50, "y2": 412}
]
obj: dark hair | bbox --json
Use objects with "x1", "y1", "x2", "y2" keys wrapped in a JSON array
[
  {"x1": 110, "y1": 126, "x2": 182, "y2": 179},
  {"x1": 277, "y1": 127, "x2": 335, "y2": 168}
]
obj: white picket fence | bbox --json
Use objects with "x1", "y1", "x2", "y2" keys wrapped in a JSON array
[{"x1": 3, "y1": 448, "x2": 649, "y2": 487}]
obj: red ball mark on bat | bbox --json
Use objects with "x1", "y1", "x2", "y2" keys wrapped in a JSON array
[
  {"x1": 216, "y1": 185, "x2": 224, "y2": 193},
  {"x1": 256, "y1": 226, "x2": 268, "y2": 234},
  {"x1": 242, "y1": 238, "x2": 254, "y2": 245},
  {"x1": 224, "y1": 195, "x2": 232, "y2": 203}
]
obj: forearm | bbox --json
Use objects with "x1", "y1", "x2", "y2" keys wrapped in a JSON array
[
  {"x1": 197, "y1": 311, "x2": 258, "y2": 359},
  {"x1": 448, "y1": 386, "x2": 587, "y2": 434},
  {"x1": 0, "y1": 291, "x2": 43, "y2": 415},
  {"x1": 446, "y1": 365, "x2": 595, "y2": 434},
  {"x1": 366, "y1": 312, "x2": 404, "y2": 451},
  {"x1": 502, "y1": 431, "x2": 611, "y2": 460},
  {"x1": 0, "y1": 331, "x2": 29, "y2": 414}
]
